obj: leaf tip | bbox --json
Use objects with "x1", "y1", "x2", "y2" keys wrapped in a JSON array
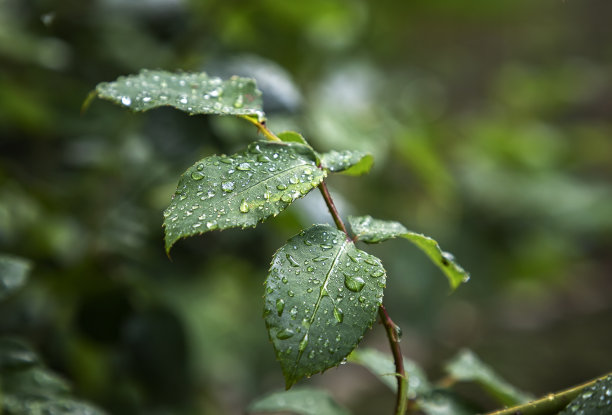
[{"x1": 81, "y1": 90, "x2": 98, "y2": 115}]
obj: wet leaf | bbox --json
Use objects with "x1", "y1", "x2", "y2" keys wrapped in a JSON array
[
  {"x1": 163, "y1": 142, "x2": 326, "y2": 253},
  {"x1": 560, "y1": 374, "x2": 612, "y2": 415},
  {"x1": 446, "y1": 349, "x2": 532, "y2": 406},
  {"x1": 95, "y1": 69, "x2": 264, "y2": 120},
  {"x1": 320, "y1": 150, "x2": 373, "y2": 176},
  {"x1": 348, "y1": 348, "x2": 431, "y2": 398},
  {"x1": 0, "y1": 255, "x2": 31, "y2": 301},
  {"x1": 264, "y1": 224, "x2": 386, "y2": 388},
  {"x1": 349, "y1": 215, "x2": 469, "y2": 290},
  {"x1": 2, "y1": 396, "x2": 107, "y2": 415},
  {"x1": 248, "y1": 387, "x2": 350, "y2": 415}
]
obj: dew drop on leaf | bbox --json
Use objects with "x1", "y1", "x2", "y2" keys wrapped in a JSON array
[
  {"x1": 276, "y1": 328, "x2": 295, "y2": 340},
  {"x1": 276, "y1": 298, "x2": 285, "y2": 316},
  {"x1": 344, "y1": 274, "x2": 366, "y2": 292}
]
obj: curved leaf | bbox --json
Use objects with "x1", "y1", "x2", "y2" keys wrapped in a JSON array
[
  {"x1": 248, "y1": 388, "x2": 350, "y2": 415},
  {"x1": 264, "y1": 224, "x2": 386, "y2": 388},
  {"x1": 349, "y1": 215, "x2": 469, "y2": 290},
  {"x1": 163, "y1": 142, "x2": 326, "y2": 252},
  {"x1": 95, "y1": 69, "x2": 264, "y2": 120},
  {"x1": 0, "y1": 255, "x2": 31, "y2": 302},
  {"x1": 320, "y1": 150, "x2": 373, "y2": 176},
  {"x1": 278, "y1": 131, "x2": 309, "y2": 146},
  {"x1": 446, "y1": 349, "x2": 532, "y2": 406}
]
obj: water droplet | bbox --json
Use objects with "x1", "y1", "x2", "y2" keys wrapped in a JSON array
[
  {"x1": 312, "y1": 256, "x2": 328, "y2": 262},
  {"x1": 344, "y1": 274, "x2": 366, "y2": 292},
  {"x1": 370, "y1": 270, "x2": 384, "y2": 278},
  {"x1": 286, "y1": 254, "x2": 299, "y2": 267},
  {"x1": 358, "y1": 296, "x2": 366, "y2": 303},
  {"x1": 276, "y1": 328, "x2": 294, "y2": 340},
  {"x1": 239, "y1": 200, "x2": 249, "y2": 213},
  {"x1": 237, "y1": 162, "x2": 251, "y2": 171},
  {"x1": 281, "y1": 277, "x2": 288, "y2": 284},
  {"x1": 276, "y1": 184, "x2": 287, "y2": 190},
  {"x1": 333, "y1": 308, "x2": 344, "y2": 323},
  {"x1": 308, "y1": 350, "x2": 315, "y2": 359},
  {"x1": 320, "y1": 244, "x2": 332, "y2": 250},
  {"x1": 257, "y1": 155, "x2": 271, "y2": 163},
  {"x1": 289, "y1": 177, "x2": 299, "y2": 184},
  {"x1": 191, "y1": 171, "x2": 204, "y2": 180},
  {"x1": 288, "y1": 290, "x2": 295, "y2": 297},
  {"x1": 298, "y1": 334, "x2": 309, "y2": 351},
  {"x1": 221, "y1": 181, "x2": 235, "y2": 192},
  {"x1": 289, "y1": 306, "x2": 298, "y2": 319},
  {"x1": 121, "y1": 96, "x2": 131, "y2": 106},
  {"x1": 281, "y1": 193, "x2": 293, "y2": 203},
  {"x1": 179, "y1": 96, "x2": 188, "y2": 104},
  {"x1": 364, "y1": 258, "x2": 377, "y2": 266},
  {"x1": 276, "y1": 299, "x2": 285, "y2": 316},
  {"x1": 306, "y1": 266, "x2": 314, "y2": 272},
  {"x1": 233, "y1": 95, "x2": 244, "y2": 108},
  {"x1": 306, "y1": 288, "x2": 313, "y2": 293}
]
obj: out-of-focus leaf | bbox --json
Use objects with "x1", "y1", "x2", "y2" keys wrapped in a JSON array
[
  {"x1": 445, "y1": 349, "x2": 532, "y2": 406},
  {"x1": 163, "y1": 141, "x2": 326, "y2": 252},
  {"x1": 278, "y1": 131, "x2": 309, "y2": 145},
  {"x1": 348, "y1": 348, "x2": 430, "y2": 398},
  {"x1": 2, "y1": 396, "x2": 107, "y2": 415},
  {"x1": 264, "y1": 224, "x2": 386, "y2": 388},
  {"x1": 417, "y1": 390, "x2": 477, "y2": 415},
  {"x1": 560, "y1": 374, "x2": 612, "y2": 415},
  {"x1": 248, "y1": 388, "x2": 350, "y2": 415},
  {"x1": 320, "y1": 150, "x2": 373, "y2": 176},
  {"x1": 349, "y1": 216, "x2": 469, "y2": 289},
  {"x1": 0, "y1": 338, "x2": 39, "y2": 372},
  {"x1": 2, "y1": 367, "x2": 71, "y2": 399},
  {"x1": 95, "y1": 69, "x2": 264, "y2": 120},
  {"x1": 0, "y1": 255, "x2": 31, "y2": 301}
]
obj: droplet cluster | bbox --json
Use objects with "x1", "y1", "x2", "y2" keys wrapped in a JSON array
[
  {"x1": 263, "y1": 224, "x2": 387, "y2": 386},
  {"x1": 96, "y1": 69, "x2": 265, "y2": 120},
  {"x1": 560, "y1": 375, "x2": 612, "y2": 415},
  {"x1": 163, "y1": 142, "x2": 326, "y2": 251}
]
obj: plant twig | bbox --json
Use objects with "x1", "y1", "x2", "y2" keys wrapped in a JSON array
[
  {"x1": 379, "y1": 304, "x2": 408, "y2": 415},
  {"x1": 239, "y1": 114, "x2": 282, "y2": 142},
  {"x1": 485, "y1": 372, "x2": 612, "y2": 415},
  {"x1": 318, "y1": 182, "x2": 349, "y2": 236}
]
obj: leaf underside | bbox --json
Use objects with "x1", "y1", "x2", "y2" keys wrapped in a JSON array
[
  {"x1": 95, "y1": 69, "x2": 264, "y2": 120},
  {"x1": 264, "y1": 224, "x2": 386, "y2": 389},
  {"x1": 349, "y1": 215, "x2": 469, "y2": 290},
  {"x1": 320, "y1": 150, "x2": 373, "y2": 176},
  {"x1": 248, "y1": 387, "x2": 350, "y2": 415},
  {"x1": 446, "y1": 349, "x2": 533, "y2": 406},
  {"x1": 163, "y1": 142, "x2": 326, "y2": 252}
]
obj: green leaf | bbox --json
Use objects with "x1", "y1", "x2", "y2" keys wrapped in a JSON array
[
  {"x1": 264, "y1": 224, "x2": 386, "y2": 388},
  {"x1": 95, "y1": 69, "x2": 264, "y2": 120},
  {"x1": 0, "y1": 255, "x2": 31, "y2": 301},
  {"x1": 560, "y1": 374, "x2": 612, "y2": 415},
  {"x1": 0, "y1": 337, "x2": 39, "y2": 372},
  {"x1": 320, "y1": 150, "x2": 373, "y2": 176},
  {"x1": 445, "y1": 349, "x2": 533, "y2": 406},
  {"x1": 278, "y1": 131, "x2": 309, "y2": 145},
  {"x1": 248, "y1": 388, "x2": 350, "y2": 415},
  {"x1": 348, "y1": 348, "x2": 431, "y2": 398},
  {"x1": 163, "y1": 142, "x2": 326, "y2": 253},
  {"x1": 417, "y1": 390, "x2": 478, "y2": 415},
  {"x1": 348, "y1": 215, "x2": 469, "y2": 290},
  {"x1": 2, "y1": 397, "x2": 107, "y2": 415}
]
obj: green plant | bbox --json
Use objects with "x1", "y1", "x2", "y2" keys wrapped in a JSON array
[{"x1": 90, "y1": 70, "x2": 611, "y2": 415}]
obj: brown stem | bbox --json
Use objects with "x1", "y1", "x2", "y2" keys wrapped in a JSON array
[
  {"x1": 239, "y1": 114, "x2": 281, "y2": 142},
  {"x1": 318, "y1": 182, "x2": 349, "y2": 236},
  {"x1": 379, "y1": 304, "x2": 408, "y2": 415}
]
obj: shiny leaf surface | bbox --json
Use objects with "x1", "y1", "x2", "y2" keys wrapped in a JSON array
[
  {"x1": 95, "y1": 69, "x2": 264, "y2": 120},
  {"x1": 264, "y1": 224, "x2": 386, "y2": 388},
  {"x1": 163, "y1": 142, "x2": 326, "y2": 252},
  {"x1": 349, "y1": 215, "x2": 469, "y2": 289}
]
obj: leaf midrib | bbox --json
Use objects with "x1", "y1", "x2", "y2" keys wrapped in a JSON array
[{"x1": 290, "y1": 236, "x2": 349, "y2": 378}]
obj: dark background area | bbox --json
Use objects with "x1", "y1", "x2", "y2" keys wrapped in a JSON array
[{"x1": 0, "y1": 0, "x2": 611, "y2": 414}]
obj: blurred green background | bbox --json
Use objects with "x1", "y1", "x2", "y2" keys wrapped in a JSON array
[{"x1": 1, "y1": 0, "x2": 611, "y2": 414}]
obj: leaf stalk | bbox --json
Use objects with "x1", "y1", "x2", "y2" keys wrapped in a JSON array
[
  {"x1": 379, "y1": 304, "x2": 408, "y2": 415},
  {"x1": 240, "y1": 115, "x2": 282, "y2": 142}
]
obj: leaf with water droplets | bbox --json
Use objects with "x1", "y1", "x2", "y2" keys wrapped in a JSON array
[
  {"x1": 263, "y1": 224, "x2": 386, "y2": 389},
  {"x1": 560, "y1": 374, "x2": 612, "y2": 415},
  {"x1": 446, "y1": 349, "x2": 533, "y2": 406},
  {"x1": 348, "y1": 348, "x2": 431, "y2": 399},
  {"x1": 0, "y1": 254, "x2": 31, "y2": 302},
  {"x1": 247, "y1": 387, "x2": 350, "y2": 415},
  {"x1": 95, "y1": 69, "x2": 265, "y2": 120},
  {"x1": 349, "y1": 215, "x2": 469, "y2": 290},
  {"x1": 320, "y1": 150, "x2": 373, "y2": 176},
  {"x1": 163, "y1": 142, "x2": 326, "y2": 253}
]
